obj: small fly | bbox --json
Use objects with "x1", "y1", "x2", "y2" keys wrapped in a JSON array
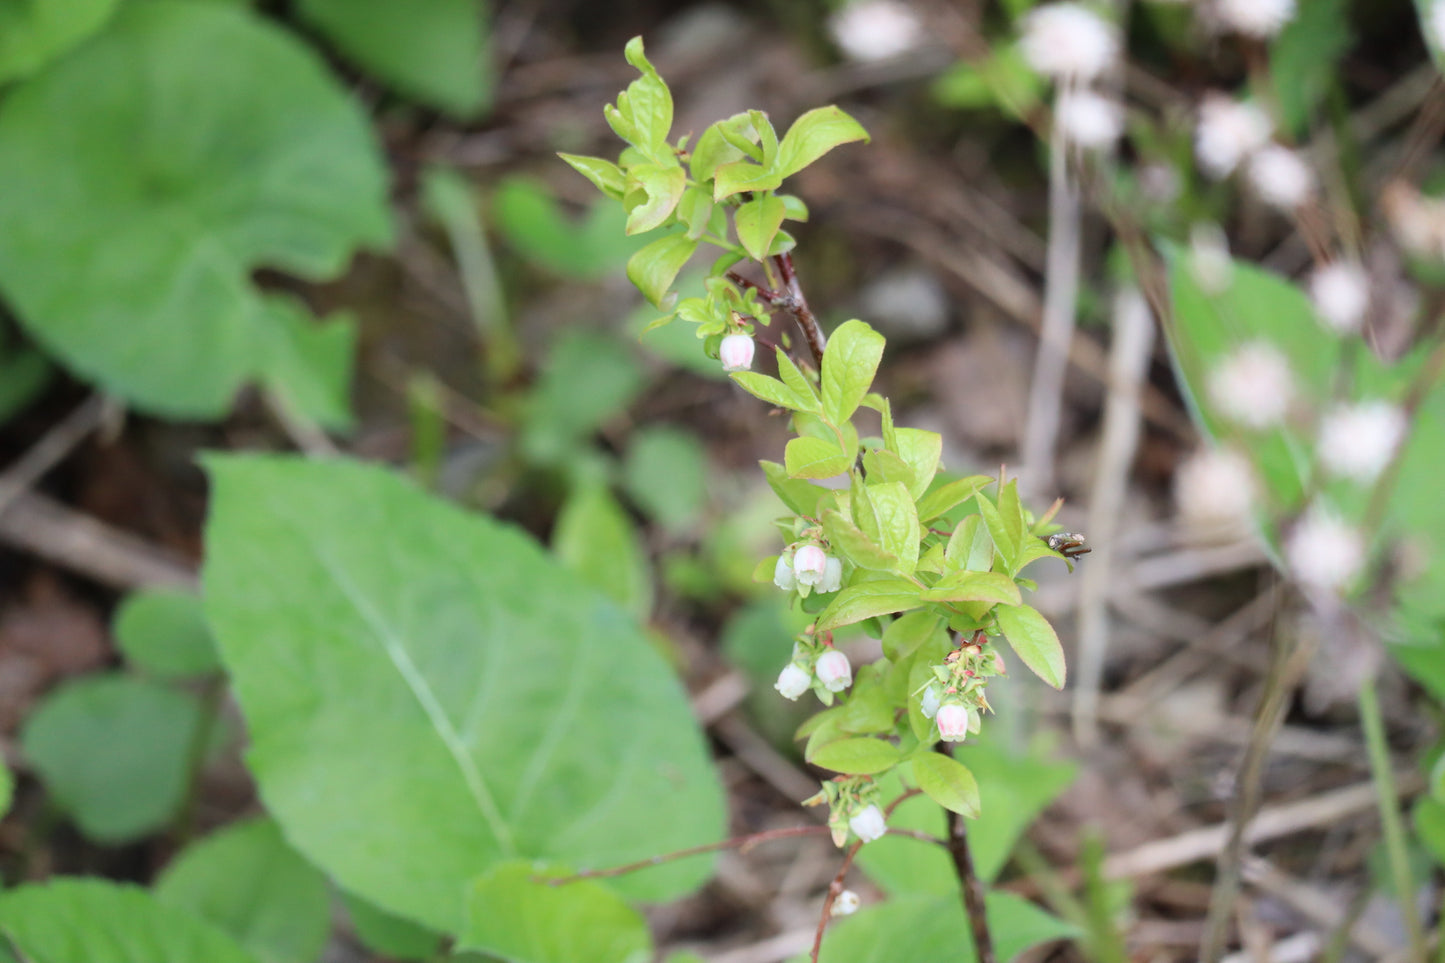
[{"x1": 1045, "y1": 532, "x2": 1091, "y2": 571}]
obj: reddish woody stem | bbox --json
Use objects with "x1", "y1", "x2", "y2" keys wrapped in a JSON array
[
  {"x1": 811, "y1": 840, "x2": 863, "y2": 963},
  {"x1": 948, "y1": 807, "x2": 996, "y2": 963},
  {"x1": 772, "y1": 252, "x2": 828, "y2": 369}
]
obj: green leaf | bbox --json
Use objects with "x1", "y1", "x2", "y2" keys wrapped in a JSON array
[
  {"x1": 734, "y1": 194, "x2": 787, "y2": 262},
  {"x1": 994, "y1": 603, "x2": 1066, "y2": 689},
  {"x1": 867, "y1": 481, "x2": 921, "y2": 574},
  {"x1": 201, "y1": 455, "x2": 725, "y2": 934},
  {"x1": 460, "y1": 862, "x2": 651, "y2": 963},
  {"x1": 775, "y1": 106, "x2": 870, "y2": 179},
  {"x1": 156, "y1": 817, "x2": 329, "y2": 963},
  {"x1": 0, "y1": 2, "x2": 392, "y2": 420},
  {"x1": 690, "y1": 115, "x2": 750, "y2": 181},
  {"x1": 920, "y1": 571, "x2": 1020, "y2": 606},
  {"x1": 821, "y1": 510, "x2": 900, "y2": 572},
  {"x1": 0, "y1": 879, "x2": 258, "y2": 963},
  {"x1": 821, "y1": 320, "x2": 886, "y2": 425},
  {"x1": 21, "y1": 673, "x2": 203, "y2": 844},
  {"x1": 917, "y1": 475, "x2": 992, "y2": 523},
  {"x1": 0, "y1": 0, "x2": 118, "y2": 83},
  {"x1": 622, "y1": 427, "x2": 707, "y2": 534},
  {"x1": 911, "y1": 751, "x2": 980, "y2": 818},
  {"x1": 558, "y1": 153, "x2": 627, "y2": 200},
  {"x1": 776, "y1": 349, "x2": 822, "y2": 409},
  {"x1": 342, "y1": 892, "x2": 442, "y2": 962},
  {"x1": 624, "y1": 163, "x2": 687, "y2": 235},
  {"x1": 996, "y1": 479, "x2": 1025, "y2": 558},
  {"x1": 0, "y1": 757, "x2": 12, "y2": 821},
  {"x1": 675, "y1": 184, "x2": 714, "y2": 239},
  {"x1": 817, "y1": 579, "x2": 920, "y2": 631},
  {"x1": 762, "y1": 461, "x2": 829, "y2": 518},
  {"x1": 296, "y1": 0, "x2": 490, "y2": 118},
  {"x1": 553, "y1": 484, "x2": 654, "y2": 622},
  {"x1": 257, "y1": 296, "x2": 357, "y2": 432},
  {"x1": 605, "y1": 37, "x2": 673, "y2": 162},
  {"x1": 520, "y1": 330, "x2": 644, "y2": 464},
  {"x1": 494, "y1": 175, "x2": 640, "y2": 278},
  {"x1": 815, "y1": 892, "x2": 1075, "y2": 963},
  {"x1": 892, "y1": 429, "x2": 943, "y2": 501},
  {"x1": 114, "y1": 588, "x2": 221, "y2": 679},
  {"x1": 785, "y1": 435, "x2": 852, "y2": 479},
  {"x1": 974, "y1": 493, "x2": 1017, "y2": 572},
  {"x1": 1268, "y1": 0, "x2": 1351, "y2": 138},
  {"x1": 731, "y1": 372, "x2": 809, "y2": 411},
  {"x1": 626, "y1": 232, "x2": 698, "y2": 307},
  {"x1": 1416, "y1": 796, "x2": 1445, "y2": 867},
  {"x1": 881, "y1": 611, "x2": 945, "y2": 662},
  {"x1": 809, "y1": 737, "x2": 902, "y2": 776}
]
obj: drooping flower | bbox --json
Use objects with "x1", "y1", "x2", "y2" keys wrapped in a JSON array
[
  {"x1": 920, "y1": 684, "x2": 942, "y2": 719},
  {"x1": 1286, "y1": 504, "x2": 1365, "y2": 595},
  {"x1": 815, "y1": 649, "x2": 853, "y2": 693},
  {"x1": 775, "y1": 662, "x2": 812, "y2": 700},
  {"x1": 1020, "y1": 3, "x2": 1120, "y2": 82},
  {"x1": 848, "y1": 803, "x2": 887, "y2": 843},
  {"x1": 1214, "y1": 0, "x2": 1296, "y2": 39},
  {"x1": 1195, "y1": 96, "x2": 1271, "y2": 179},
  {"x1": 719, "y1": 333, "x2": 755, "y2": 373},
  {"x1": 828, "y1": 0, "x2": 923, "y2": 61},
  {"x1": 1309, "y1": 261, "x2": 1370, "y2": 335},
  {"x1": 834, "y1": 890, "x2": 862, "y2": 915},
  {"x1": 1317, "y1": 402, "x2": 1407, "y2": 484},
  {"x1": 793, "y1": 544, "x2": 829, "y2": 586},
  {"x1": 819, "y1": 555, "x2": 844, "y2": 593},
  {"x1": 773, "y1": 553, "x2": 796, "y2": 591},
  {"x1": 1207, "y1": 341, "x2": 1294, "y2": 429},
  {"x1": 936, "y1": 703, "x2": 972, "y2": 742},
  {"x1": 1247, "y1": 145, "x2": 1314, "y2": 210},
  {"x1": 1055, "y1": 89, "x2": 1125, "y2": 150}
]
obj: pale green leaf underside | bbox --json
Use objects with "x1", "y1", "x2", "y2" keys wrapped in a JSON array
[{"x1": 201, "y1": 455, "x2": 724, "y2": 935}]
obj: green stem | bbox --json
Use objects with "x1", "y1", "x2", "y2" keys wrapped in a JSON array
[{"x1": 1359, "y1": 678, "x2": 1427, "y2": 963}]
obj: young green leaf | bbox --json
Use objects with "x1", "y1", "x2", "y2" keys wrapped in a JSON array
[
  {"x1": 881, "y1": 611, "x2": 945, "y2": 662},
  {"x1": 734, "y1": 194, "x2": 786, "y2": 261},
  {"x1": 994, "y1": 603, "x2": 1066, "y2": 689},
  {"x1": 861, "y1": 448, "x2": 916, "y2": 491},
  {"x1": 912, "y1": 751, "x2": 981, "y2": 818},
  {"x1": 974, "y1": 493, "x2": 1017, "y2": 572},
  {"x1": 817, "y1": 579, "x2": 921, "y2": 631},
  {"x1": 917, "y1": 475, "x2": 991, "y2": 522},
  {"x1": 850, "y1": 471, "x2": 881, "y2": 542},
  {"x1": 762, "y1": 460, "x2": 829, "y2": 517},
  {"x1": 821, "y1": 319, "x2": 885, "y2": 425},
  {"x1": 626, "y1": 232, "x2": 697, "y2": 307},
  {"x1": 675, "y1": 184, "x2": 714, "y2": 239},
  {"x1": 776, "y1": 106, "x2": 870, "y2": 179},
  {"x1": 821, "y1": 510, "x2": 900, "y2": 572},
  {"x1": 996, "y1": 479, "x2": 1025, "y2": 554},
  {"x1": 605, "y1": 36, "x2": 673, "y2": 161},
  {"x1": 775, "y1": 349, "x2": 821, "y2": 409},
  {"x1": 809, "y1": 736, "x2": 903, "y2": 776},
  {"x1": 557, "y1": 154, "x2": 626, "y2": 200},
  {"x1": 785, "y1": 435, "x2": 852, "y2": 479},
  {"x1": 689, "y1": 114, "x2": 750, "y2": 181},
  {"x1": 624, "y1": 163, "x2": 686, "y2": 235},
  {"x1": 868, "y1": 481, "x2": 921, "y2": 574},
  {"x1": 712, "y1": 159, "x2": 783, "y2": 200},
  {"x1": 918, "y1": 571, "x2": 1020, "y2": 606},
  {"x1": 732, "y1": 371, "x2": 808, "y2": 411},
  {"x1": 892, "y1": 429, "x2": 943, "y2": 501}
]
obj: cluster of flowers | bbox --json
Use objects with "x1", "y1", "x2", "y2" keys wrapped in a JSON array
[
  {"x1": 1019, "y1": 3, "x2": 1123, "y2": 152},
  {"x1": 772, "y1": 543, "x2": 843, "y2": 596},
  {"x1": 804, "y1": 776, "x2": 888, "y2": 847},
  {"x1": 917, "y1": 640, "x2": 1004, "y2": 743},
  {"x1": 773, "y1": 634, "x2": 853, "y2": 704}
]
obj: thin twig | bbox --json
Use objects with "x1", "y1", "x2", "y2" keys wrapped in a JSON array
[
  {"x1": 772, "y1": 252, "x2": 827, "y2": 368},
  {"x1": 949, "y1": 807, "x2": 996, "y2": 963},
  {"x1": 551, "y1": 825, "x2": 831, "y2": 883},
  {"x1": 810, "y1": 840, "x2": 863, "y2": 963},
  {"x1": 0, "y1": 394, "x2": 110, "y2": 518}
]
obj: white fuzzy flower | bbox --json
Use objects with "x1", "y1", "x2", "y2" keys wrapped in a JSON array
[
  {"x1": 1207, "y1": 341, "x2": 1294, "y2": 429},
  {"x1": 719, "y1": 333, "x2": 755, "y2": 373},
  {"x1": 828, "y1": 0, "x2": 923, "y2": 61},
  {"x1": 1020, "y1": 3, "x2": 1120, "y2": 82},
  {"x1": 834, "y1": 890, "x2": 862, "y2": 915},
  {"x1": 773, "y1": 553, "x2": 795, "y2": 591},
  {"x1": 1309, "y1": 261, "x2": 1370, "y2": 334},
  {"x1": 848, "y1": 804, "x2": 887, "y2": 843},
  {"x1": 819, "y1": 555, "x2": 844, "y2": 593},
  {"x1": 1318, "y1": 401, "x2": 1407, "y2": 483},
  {"x1": 793, "y1": 545, "x2": 828, "y2": 586},
  {"x1": 1428, "y1": 0, "x2": 1445, "y2": 50},
  {"x1": 815, "y1": 649, "x2": 853, "y2": 693},
  {"x1": 1214, "y1": 0, "x2": 1296, "y2": 38},
  {"x1": 1175, "y1": 447, "x2": 1258, "y2": 541},
  {"x1": 775, "y1": 662, "x2": 812, "y2": 700},
  {"x1": 1189, "y1": 222, "x2": 1234, "y2": 295},
  {"x1": 1055, "y1": 89, "x2": 1125, "y2": 149},
  {"x1": 936, "y1": 703, "x2": 973, "y2": 742},
  {"x1": 1247, "y1": 145, "x2": 1314, "y2": 210},
  {"x1": 1195, "y1": 96, "x2": 1272, "y2": 179},
  {"x1": 1286, "y1": 505, "x2": 1365, "y2": 595}
]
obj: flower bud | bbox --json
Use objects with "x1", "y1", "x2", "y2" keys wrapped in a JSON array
[
  {"x1": 815, "y1": 649, "x2": 853, "y2": 693},
  {"x1": 936, "y1": 703, "x2": 972, "y2": 742},
  {"x1": 920, "y1": 684, "x2": 942, "y2": 719},
  {"x1": 848, "y1": 803, "x2": 886, "y2": 843},
  {"x1": 774, "y1": 662, "x2": 812, "y2": 700},
  {"x1": 834, "y1": 890, "x2": 861, "y2": 915},
  {"x1": 793, "y1": 545, "x2": 828, "y2": 586},
  {"x1": 819, "y1": 555, "x2": 843, "y2": 593},
  {"x1": 719, "y1": 333, "x2": 755, "y2": 373},
  {"x1": 773, "y1": 554, "x2": 796, "y2": 591}
]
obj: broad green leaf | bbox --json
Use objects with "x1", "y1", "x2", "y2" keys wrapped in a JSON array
[
  {"x1": 775, "y1": 349, "x2": 823, "y2": 411},
  {"x1": 892, "y1": 429, "x2": 942, "y2": 501},
  {"x1": 974, "y1": 493, "x2": 1017, "y2": 572},
  {"x1": 554, "y1": 484, "x2": 654, "y2": 622},
  {"x1": 21, "y1": 673, "x2": 203, "y2": 844},
  {"x1": 0, "y1": 0, "x2": 118, "y2": 83},
  {"x1": 0, "y1": 1, "x2": 392, "y2": 420},
  {"x1": 821, "y1": 510, "x2": 900, "y2": 572},
  {"x1": 775, "y1": 106, "x2": 870, "y2": 179},
  {"x1": 809, "y1": 737, "x2": 902, "y2": 776},
  {"x1": 812, "y1": 891, "x2": 1075, "y2": 963},
  {"x1": 820, "y1": 320, "x2": 886, "y2": 425},
  {"x1": 734, "y1": 195, "x2": 787, "y2": 262},
  {"x1": 690, "y1": 114, "x2": 751, "y2": 182},
  {"x1": 867, "y1": 481, "x2": 921, "y2": 574},
  {"x1": 851, "y1": 472, "x2": 881, "y2": 543},
  {"x1": 156, "y1": 817, "x2": 329, "y2": 963},
  {"x1": 114, "y1": 588, "x2": 221, "y2": 679},
  {"x1": 0, "y1": 879, "x2": 258, "y2": 963},
  {"x1": 920, "y1": 571, "x2": 1020, "y2": 606},
  {"x1": 912, "y1": 751, "x2": 980, "y2": 817},
  {"x1": 996, "y1": 480, "x2": 1025, "y2": 556},
  {"x1": 732, "y1": 372, "x2": 809, "y2": 411},
  {"x1": 1269, "y1": 0, "x2": 1351, "y2": 138},
  {"x1": 460, "y1": 862, "x2": 651, "y2": 963},
  {"x1": 675, "y1": 184, "x2": 714, "y2": 239},
  {"x1": 945, "y1": 515, "x2": 981, "y2": 567},
  {"x1": 762, "y1": 460, "x2": 830, "y2": 518},
  {"x1": 626, "y1": 232, "x2": 697, "y2": 307},
  {"x1": 712, "y1": 159, "x2": 783, "y2": 201},
  {"x1": 296, "y1": 0, "x2": 491, "y2": 118},
  {"x1": 994, "y1": 603, "x2": 1066, "y2": 689},
  {"x1": 342, "y1": 892, "x2": 441, "y2": 962},
  {"x1": 817, "y1": 579, "x2": 920, "y2": 631},
  {"x1": 861, "y1": 449, "x2": 915, "y2": 491},
  {"x1": 605, "y1": 37, "x2": 673, "y2": 162},
  {"x1": 785, "y1": 435, "x2": 852, "y2": 479},
  {"x1": 624, "y1": 163, "x2": 687, "y2": 235},
  {"x1": 917, "y1": 475, "x2": 992, "y2": 522},
  {"x1": 493, "y1": 175, "x2": 641, "y2": 278},
  {"x1": 521, "y1": 330, "x2": 644, "y2": 465},
  {"x1": 201, "y1": 456, "x2": 725, "y2": 934},
  {"x1": 257, "y1": 296, "x2": 357, "y2": 432},
  {"x1": 881, "y1": 611, "x2": 944, "y2": 662},
  {"x1": 622, "y1": 427, "x2": 707, "y2": 534},
  {"x1": 558, "y1": 153, "x2": 627, "y2": 200}
]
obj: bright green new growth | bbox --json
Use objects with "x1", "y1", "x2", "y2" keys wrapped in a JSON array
[{"x1": 563, "y1": 37, "x2": 1073, "y2": 832}]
